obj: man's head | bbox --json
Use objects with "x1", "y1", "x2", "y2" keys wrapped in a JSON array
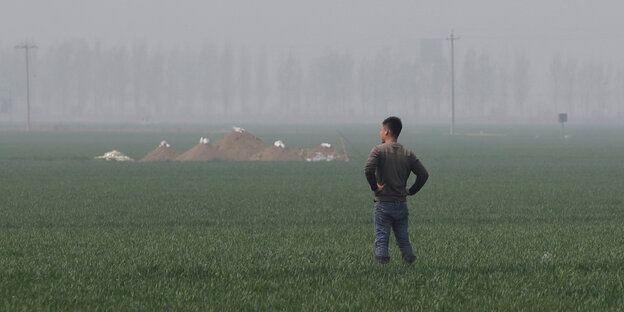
[{"x1": 380, "y1": 116, "x2": 402, "y2": 143}]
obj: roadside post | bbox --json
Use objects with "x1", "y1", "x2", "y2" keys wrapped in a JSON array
[{"x1": 558, "y1": 113, "x2": 567, "y2": 138}]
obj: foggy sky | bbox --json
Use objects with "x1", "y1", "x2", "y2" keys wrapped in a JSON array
[
  {"x1": 2, "y1": 0, "x2": 623, "y2": 58},
  {"x1": 2, "y1": 0, "x2": 624, "y2": 125}
]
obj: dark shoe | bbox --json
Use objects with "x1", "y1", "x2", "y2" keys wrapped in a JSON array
[
  {"x1": 402, "y1": 254, "x2": 415, "y2": 264},
  {"x1": 374, "y1": 254, "x2": 390, "y2": 264}
]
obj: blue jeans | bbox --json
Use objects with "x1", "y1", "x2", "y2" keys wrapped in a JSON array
[{"x1": 374, "y1": 201, "x2": 414, "y2": 258}]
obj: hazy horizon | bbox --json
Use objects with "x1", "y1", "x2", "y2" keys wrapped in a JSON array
[{"x1": 1, "y1": 0, "x2": 623, "y2": 125}]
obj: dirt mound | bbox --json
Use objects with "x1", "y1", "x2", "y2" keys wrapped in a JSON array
[
  {"x1": 250, "y1": 146, "x2": 304, "y2": 161},
  {"x1": 214, "y1": 130, "x2": 267, "y2": 161},
  {"x1": 176, "y1": 143, "x2": 224, "y2": 162},
  {"x1": 139, "y1": 145, "x2": 181, "y2": 162},
  {"x1": 305, "y1": 143, "x2": 347, "y2": 162}
]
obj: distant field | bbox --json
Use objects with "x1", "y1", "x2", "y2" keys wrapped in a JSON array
[{"x1": 1, "y1": 124, "x2": 623, "y2": 311}]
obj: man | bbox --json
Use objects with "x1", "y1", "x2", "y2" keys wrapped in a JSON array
[{"x1": 364, "y1": 116, "x2": 429, "y2": 264}]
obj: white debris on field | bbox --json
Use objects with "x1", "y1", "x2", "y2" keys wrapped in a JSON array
[
  {"x1": 306, "y1": 152, "x2": 335, "y2": 162},
  {"x1": 94, "y1": 150, "x2": 135, "y2": 162},
  {"x1": 541, "y1": 252, "x2": 553, "y2": 263},
  {"x1": 274, "y1": 140, "x2": 286, "y2": 148}
]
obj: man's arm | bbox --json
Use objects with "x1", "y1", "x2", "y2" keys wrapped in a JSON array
[
  {"x1": 364, "y1": 147, "x2": 381, "y2": 192},
  {"x1": 407, "y1": 157, "x2": 429, "y2": 195}
]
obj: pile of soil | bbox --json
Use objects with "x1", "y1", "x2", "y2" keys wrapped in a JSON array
[
  {"x1": 214, "y1": 130, "x2": 267, "y2": 161},
  {"x1": 305, "y1": 144, "x2": 347, "y2": 162},
  {"x1": 175, "y1": 142, "x2": 224, "y2": 162},
  {"x1": 250, "y1": 146, "x2": 304, "y2": 161},
  {"x1": 139, "y1": 144, "x2": 181, "y2": 162}
]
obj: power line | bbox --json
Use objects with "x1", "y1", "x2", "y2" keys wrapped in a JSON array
[{"x1": 15, "y1": 42, "x2": 37, "y2": 132}]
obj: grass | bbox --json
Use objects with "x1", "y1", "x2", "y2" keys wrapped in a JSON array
[{"x1": 1, "y1": 124, "x2": 623, "y2": 311}]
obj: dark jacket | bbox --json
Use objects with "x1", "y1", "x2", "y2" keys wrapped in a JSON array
[{"x1": 364, "y1": 142, "x2": 429, "y2": 202}]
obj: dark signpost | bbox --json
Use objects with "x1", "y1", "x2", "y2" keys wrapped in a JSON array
[{"x1": 558, "y1": 113, "x2": 567, "y2": 138}]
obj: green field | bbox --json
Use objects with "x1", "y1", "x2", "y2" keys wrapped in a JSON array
[{"x1": 1, "y1": 124, "x2": 623, "y2": 311}]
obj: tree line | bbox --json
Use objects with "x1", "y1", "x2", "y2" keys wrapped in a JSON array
[{"x1": 0, "y1": 39, "x2": 622, "y2": 123}]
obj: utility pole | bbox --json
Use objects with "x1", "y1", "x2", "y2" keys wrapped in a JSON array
[
  {"x1": 446, "y1": 30, "x2": 459, "y2": 135},
  {"x1": 15, "y1": 42, "x2": 37, "y2": 132}
]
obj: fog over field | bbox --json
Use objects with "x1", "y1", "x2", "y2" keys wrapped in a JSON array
[{"x1": 1, "y1": 0, "x2": 623, "y2": 125}]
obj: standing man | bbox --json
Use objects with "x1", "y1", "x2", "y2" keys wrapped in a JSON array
[{"x1": 364, "y1": 117, "x2": 429, "y2": 264}]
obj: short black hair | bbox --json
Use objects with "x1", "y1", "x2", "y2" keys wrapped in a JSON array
[{"x1": 382, "y1": 116, "x2": 402, "y2": 138}]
